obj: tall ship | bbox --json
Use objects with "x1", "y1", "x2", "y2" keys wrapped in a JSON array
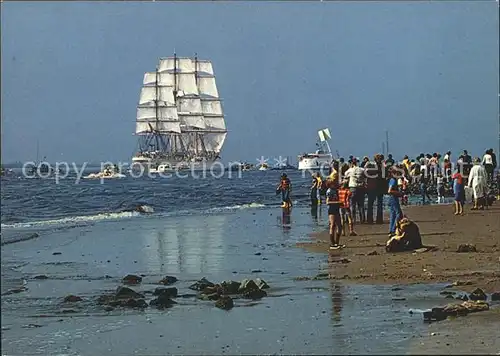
[
  {"x1": 297, "y1": 128, "x2": 333, "y2": 170},
  {"x1": 132, "y1": 54, "x2": 227, "y2": 171}
]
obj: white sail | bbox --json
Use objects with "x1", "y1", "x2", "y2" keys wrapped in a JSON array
[
  {"x1": 157, "y1": 121, "x2": 182, "y2": 133},
  {"x1": 136, "y1": 120, "x2": 181, "y2": 134},
  {"x1": 179, "y1": 114, "x2": 205, "y2": 129},
  {"x1": 134, "y1": 55, "x2": 227, "y2": 160},
  {"x1": 178, "y1": 97, "x2": 202, "y2": 114},
  {"x1": 143, "y1": 72, "x2": 174, "y2": 86},
  {"x1": 139, "y1": 86, "x2": 176, "y2": 106},
  {"x1": 136, "y1": 121, "x2": 154, "y2": 135},
  {"x1": 201, "y1": 99, "x2": 222, "y2": 116},
  {"x1": 198, "y1": 76, "x2": 218, "y2": 98},
  {"x1": 137, "y1": 105, "x2": 179, "y2": 121},
  {"x1": 196, "y1": 60, "x2": 214, "y2": 76},
  {"x1": 204, "y1": 116, "x2": 226, "y2": 130},
  {"x1": 158, "y1": 57, "x2": 194, "y2": 73},
  {"x1": 203, "y1": 132, "x2": 227, "y2": 153},
  {"x1": 176, "y1": 73, "x2": 198, "y2": 95}
]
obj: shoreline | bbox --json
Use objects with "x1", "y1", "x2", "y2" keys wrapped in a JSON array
[{"x1": 296, "y1": 204, "x2": 500, "y2": 292}]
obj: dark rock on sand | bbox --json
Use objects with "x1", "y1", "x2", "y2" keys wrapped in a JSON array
[
  {"x1": 491, "y1": 292, "x2": 500, "y2": 301},
  {"x1": 115, "y1": 286, "x2": 144, "y2": 299},
  {"x1": 440, "y1": 291, "x2": 456, "y2": 296},
  {"x1": 242, "y1": 288, "x2": 267, "y2": 300},
  {"x1": 423, "y1": 301, "x2": 489, "y2": 322},
  {"x1": 97, "y1": 286, "x2": 146, "y2": 309},
  {"x1": 158, "y1": 276, "x2": 178, "y2": 285},
  {"x1": 220, "y1": 281, "x2": 241, "y2": 295},
  {"x1": 33, "y1": 275, "x2": 49, "y2": 280},
  {"x1": 255, "y1": 278, "x2": 270, "y2": 289},
  {"x1": 122, "y1": 274, "x2": 142, "y2": 285},
  {"x1": 52, "y1": 252, "x2": 62, "y2": 255},
  {"x1": 367, "y1": 250, "x2": 379, "y2": 256},
  {"x1": 63, "y1": 295, "x2": 83, "y2": 303},
  {"x1": 153, "y1": 287, "x2": 178, "y2": 298},
  {"x1": 469, "y1": 288, "x2": 487, "y2": 301},
  {"x1": 215, "y1": 296, "x2": 234, "y2": 310},
  {"x1": 150, "y1": 294, "x2": 177, "y2": 309},
  {"x1": 238, "y1": 279, "x2": 259, "y2": 293},
  {"x1": 456, "y1": 244, "x2": 477, "y2": 253},
  {"x1": 189, "y1": 277, "x2": 214, "y2": 291}
]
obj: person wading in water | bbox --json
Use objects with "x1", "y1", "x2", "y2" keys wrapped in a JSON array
[{"x1": 277, "y1": 173, "x2": 292, "y2": 209}]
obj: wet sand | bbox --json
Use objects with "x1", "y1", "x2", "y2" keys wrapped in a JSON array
[
  {"x1": 408, "y1": 308, "x2": 500, "y2": 355},
  {"x1": 2, "y1": 206, "x2": 499, "y2": 355},
  {"x1": 296, "y1": 204, "x2": 500, "y2": 292}
]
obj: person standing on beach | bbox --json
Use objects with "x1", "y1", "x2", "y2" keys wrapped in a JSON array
[
  {"x1": 452, "y1": 169, "x2": 465, "y2": 215},
  {"x1": 436, "y1": 173, "x2": 445, "y2": 204},
  {"x1": 344, "y1": 158, "x2": 366, "y2": 224},
  {"x1": 387, "y1": 167, "x2": 403, "y2": 237},
  {"x1": 365, "y1": 154, "x2": 385, "y2": 224},
  {"x1": 468, "y1": 157, "x2": 488, "y2": 210},
  {"x1": 310, "y1": 173, "x2": 322, "y2": 206},
  {"x1": 482, "y1": 149, "x2": 494, "y2": 183},
  {"x1": 326, "y1": 179, "x2": 344, "y2": 250}
]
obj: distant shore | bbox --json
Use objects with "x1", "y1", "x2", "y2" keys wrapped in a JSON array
[{"x1": 297, "y1": 204, "x2": 500, "y2": 292}]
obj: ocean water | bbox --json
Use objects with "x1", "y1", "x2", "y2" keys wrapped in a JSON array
[{"x1": 1, "y1": 171, "x2": 448, "y2": 355}]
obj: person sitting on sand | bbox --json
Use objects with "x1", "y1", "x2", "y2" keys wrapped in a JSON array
[
  {"x1": 468, "y1": 157, "x2": 488, "y2": 210},
  {"x1": 338, "y1": 180, "x2": 357, "y2": 236},
  {"x1": 326, "y1": 179, "x2": 344, "y2": 250},
  {"x1": 277, "y1": 173, "x2": 292, "y2": 209},
  {"x1": 452, "y1": 169, "x2": 465, "y2": 215},
  {"x1": 385, "y1": 217, "x2": 423, "y2": 253},
  {"x1": 387, "y1": 166, "x2": 403, "y2": 237}
]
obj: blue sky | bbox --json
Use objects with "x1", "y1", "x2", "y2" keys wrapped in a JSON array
[{"x1": 1, "y1": 1, "x2": 498, "y2": 164}]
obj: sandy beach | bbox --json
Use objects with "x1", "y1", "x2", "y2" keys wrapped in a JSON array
[{"x1": 297, "y1": 204, "x2": 500, "y2": 292}]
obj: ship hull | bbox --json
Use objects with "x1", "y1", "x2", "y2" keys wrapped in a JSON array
[
  {"x1": 131, "y1": 158, "x2": 223, "y2": 173},
  {"x1": 297, "y1": 154, "x2": 333, "y2": 170}
]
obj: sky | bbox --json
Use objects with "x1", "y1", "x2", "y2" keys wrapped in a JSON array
[{"x1": 1, "y1": 1, "x2": 499, "y2": 164}]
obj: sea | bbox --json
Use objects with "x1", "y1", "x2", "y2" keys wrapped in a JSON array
[{"x1": 1, "y1": 169, "x2": 449, "y2": 355}]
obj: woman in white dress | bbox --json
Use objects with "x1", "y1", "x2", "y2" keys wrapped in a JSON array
[{"x1": 468, "y1": 157, "x2": 488, "y2": 210}]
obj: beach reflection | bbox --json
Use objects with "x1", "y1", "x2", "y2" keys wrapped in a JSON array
[
  {"x1": 140, "y1": 215, "x2": 227, "y2": 275},
  {"x1": 328, "y1": 254, "x2": 346, "y2": 349}
]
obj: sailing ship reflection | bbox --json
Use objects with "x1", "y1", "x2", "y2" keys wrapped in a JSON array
[{"x1": 141, "y1": 215, "x2": 227, "y2": 274}]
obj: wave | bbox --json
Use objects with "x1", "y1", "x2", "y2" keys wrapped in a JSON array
[
  {"x1": 206, "y1": 202, "x2": 267, "y2": 213},
  {"x1": 0, "y1": 210, "x2": 143, "y2": 229},
  {"x1": 0, "y1": 202, "x2": 270, "y2": 230}
]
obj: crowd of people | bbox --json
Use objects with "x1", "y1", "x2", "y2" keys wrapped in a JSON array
[{"x1": 276, "y1": 149, "x2": 498, "y2": 251}]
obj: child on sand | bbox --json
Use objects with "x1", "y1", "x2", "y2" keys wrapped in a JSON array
[
  {"x1": 338, "y1": 181, "x2": 357, "y2": 236},
  {"x1": 452, "y1": 170, "x2": 464, "y2": 215}
]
